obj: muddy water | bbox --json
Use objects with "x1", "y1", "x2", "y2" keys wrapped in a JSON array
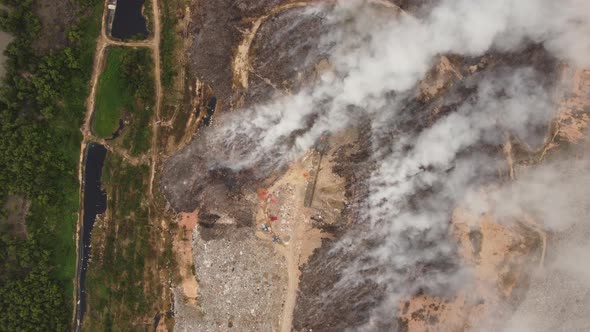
[
  {"x1": 111, "y1": 0, "x2": 148, "y2": 40},
  {"x1": 76, "y1": 143, "x2": 107, "y2": 330}
]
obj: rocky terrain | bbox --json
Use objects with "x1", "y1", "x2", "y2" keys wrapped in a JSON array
[{"x1": 160, "y1": 0, "x2": 590, "y2": 331}]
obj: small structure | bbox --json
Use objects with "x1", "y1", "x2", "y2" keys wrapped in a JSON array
[
  {"x1": 304, "y1": 134, "x2": 330, "y2": 207},
  {"x1": 106, "y1": 0, "x2": 118, "y2": 36}
]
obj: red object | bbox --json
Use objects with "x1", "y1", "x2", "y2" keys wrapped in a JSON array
[
  {"x1": 271, "y1": 199, "x2": 277, "y2": 204},
  {"x1": 270, "y1": 216, "x2": 278, "y2": 221}
]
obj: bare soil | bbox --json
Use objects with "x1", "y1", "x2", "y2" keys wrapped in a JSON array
[
  {"x1": 397, "y1": 208, "x2": 542, "y2": 332},
  {"x1": 500, "y1": 64, "x2": 590, "y2": 332},
  {"x1": 0, "y1": 195, "x2": 29, "y2": 239},
  {"x1": 175, "y1": 210, "x2": 199, "y2": 304},
  {"x1": 33, "y1": 0, "x2": 79, "y2": 51}
]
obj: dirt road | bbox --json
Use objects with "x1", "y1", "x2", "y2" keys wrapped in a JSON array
[
  {"x1": 148, "y1": 0, "x2": 163, "y2": 199},
  {"x1": 73, "y1": 0, "x2": 163, "y2": 329},
  {"x1": 231, "y1": 3, "x2": 404, "y2": 331}
]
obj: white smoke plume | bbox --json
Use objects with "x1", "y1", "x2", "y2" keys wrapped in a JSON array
[
  {"x1": 473, "y1": 156, "x2": 590, "y2": 332},
  {"x1": 330, "y1": 67, "x2": 560, "y2": 329},
  {"x1": 174, "y1": 0, "x2": 590, "y2": 329},
  {"x1": 209, "y1": 0, "x2": 589, "y2": 169}
]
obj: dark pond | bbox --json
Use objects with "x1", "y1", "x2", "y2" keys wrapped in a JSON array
[
  {"x1": 107, "y1": 118, "x2": 126, "y2": 140},
  {"x1": 111, "y1": 0, "x2": 148, "y2": 40},
  {"x1": 75, "y1": 143, "x2": 107, "y2": 331},
  {"x1": 203, "y1": 97, "x2": 217, "y2": 126},
  {"x1": 153, "y1": 312, "x2": 161, "y2": 330}
]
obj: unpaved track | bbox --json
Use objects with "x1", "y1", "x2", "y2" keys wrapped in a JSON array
[
  {"x1": 72, "y1": 2, "x2": 109, "y2": 327},
  {"x1": 73, "y1": 0, "x2": 163, "y2": 329},
  {"x1": 99, "y1": 140, "x2": 150, "y2": 166},
  {"x1": 148, "y1": 0, "x2": 163, "y2": 199},
  {"x1": 281, "y1": 214, "x2": 304, "y2": 332}
]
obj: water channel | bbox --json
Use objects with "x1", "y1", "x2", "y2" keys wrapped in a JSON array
[
  {"x1": 75, "y1": 142, "x2": 107, "y2": 330},
  {"x1": 111, "y1": 0, "x2": 148, "y2": 40}
]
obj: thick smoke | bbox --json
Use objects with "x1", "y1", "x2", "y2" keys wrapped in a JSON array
[
  {"x1": 473, "y1": 156, "x2": 590, "y2": 332},
  {"x1": 472, "y1": 157, "x2": 590, "y2": 232},
  {"x1": 179, "y1": 0, "x2": 590, "y2": 329},
  {"x1": 210, "y1": 0, "x2": 589, "y2": 170},
  {"x1": 332, "y1": 67, "x2": 559, "y2": 329}
]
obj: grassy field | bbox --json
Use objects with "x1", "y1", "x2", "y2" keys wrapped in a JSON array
[
  {"x1": 93, "y1": 47, "x2": 133, "y2": 138},
  {"x1": 84, "y1": 154, "x2": 164, "y2": 330},
  {"x1": 93, "y1": 47, "x2": 154, "y2": 156}
]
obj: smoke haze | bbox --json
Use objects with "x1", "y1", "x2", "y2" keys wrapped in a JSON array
[
  {"x1": 210, "y1": 0, "x2": 589, "y2": 170},
  {"x1": 166, "y1": 0, "x2": 590, "y2": 329}
]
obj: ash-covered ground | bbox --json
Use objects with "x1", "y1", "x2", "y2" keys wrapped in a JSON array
[
  {"x1": 163, "y1": 0, "x2": 590, "y2": 331},
  {"x1": 188, "y1": 0, "x2": 286, "y2": 107}
]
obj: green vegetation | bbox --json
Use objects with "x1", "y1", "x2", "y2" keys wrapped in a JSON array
[
  {"x1": 160, "y1": 0, "x2": 180, "y2": 89},
  {"x1": 0, "y1": 0, "x2": 103, "y2": 329},
  {"x1": 144, "y1": 0, "x2": 154, "y2": 38},
  {"x1": 93, "y1": 47, "x2": 154, "y2": 155},
  {"x1": 93, "y1": 48, "x2": 133, "y2": 138},
  {"x1": 84, "y1": 154, "x2": 164, "y2": 330},
  {"x1": 0, "y1": 236, "x2": 68, "y2": 331}
]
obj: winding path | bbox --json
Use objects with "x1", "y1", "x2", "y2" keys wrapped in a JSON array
[{"x1": 73, "y1": 0, "x2": 163, "y2": 329}]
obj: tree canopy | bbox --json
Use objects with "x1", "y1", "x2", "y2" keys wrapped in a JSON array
[
  {"x1": 0, "y1": 0, "x2": 101, "y2": 329},
  {"x1": 0, "y1": 235, "x2": 67, "y2": 332}
]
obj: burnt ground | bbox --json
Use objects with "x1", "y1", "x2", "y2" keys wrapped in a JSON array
[
  {"x1": 243, "y1": 5, "x2": 330, "y2": 107},
  {"x1": 33, "y1": 0, "x2": 80, "y2": 51},
  {"x1": 292, "y1": 48, "x2": 559, "y2": 332},
  {"x1": 188, "y1": 0, "x2": 286, "y2": 108},
  {"x1": 292, "y1": 122, "x2": 380, "y2": 331},
  {"x1": 163, "y1": 1, "x2": 335, "y2": 213},
  {"x1": 167, "y1": 4, "x2": 337, "y2": 330},
  {"x1": 165, "y1": 0, "x2": 562, "y2": 330}
]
